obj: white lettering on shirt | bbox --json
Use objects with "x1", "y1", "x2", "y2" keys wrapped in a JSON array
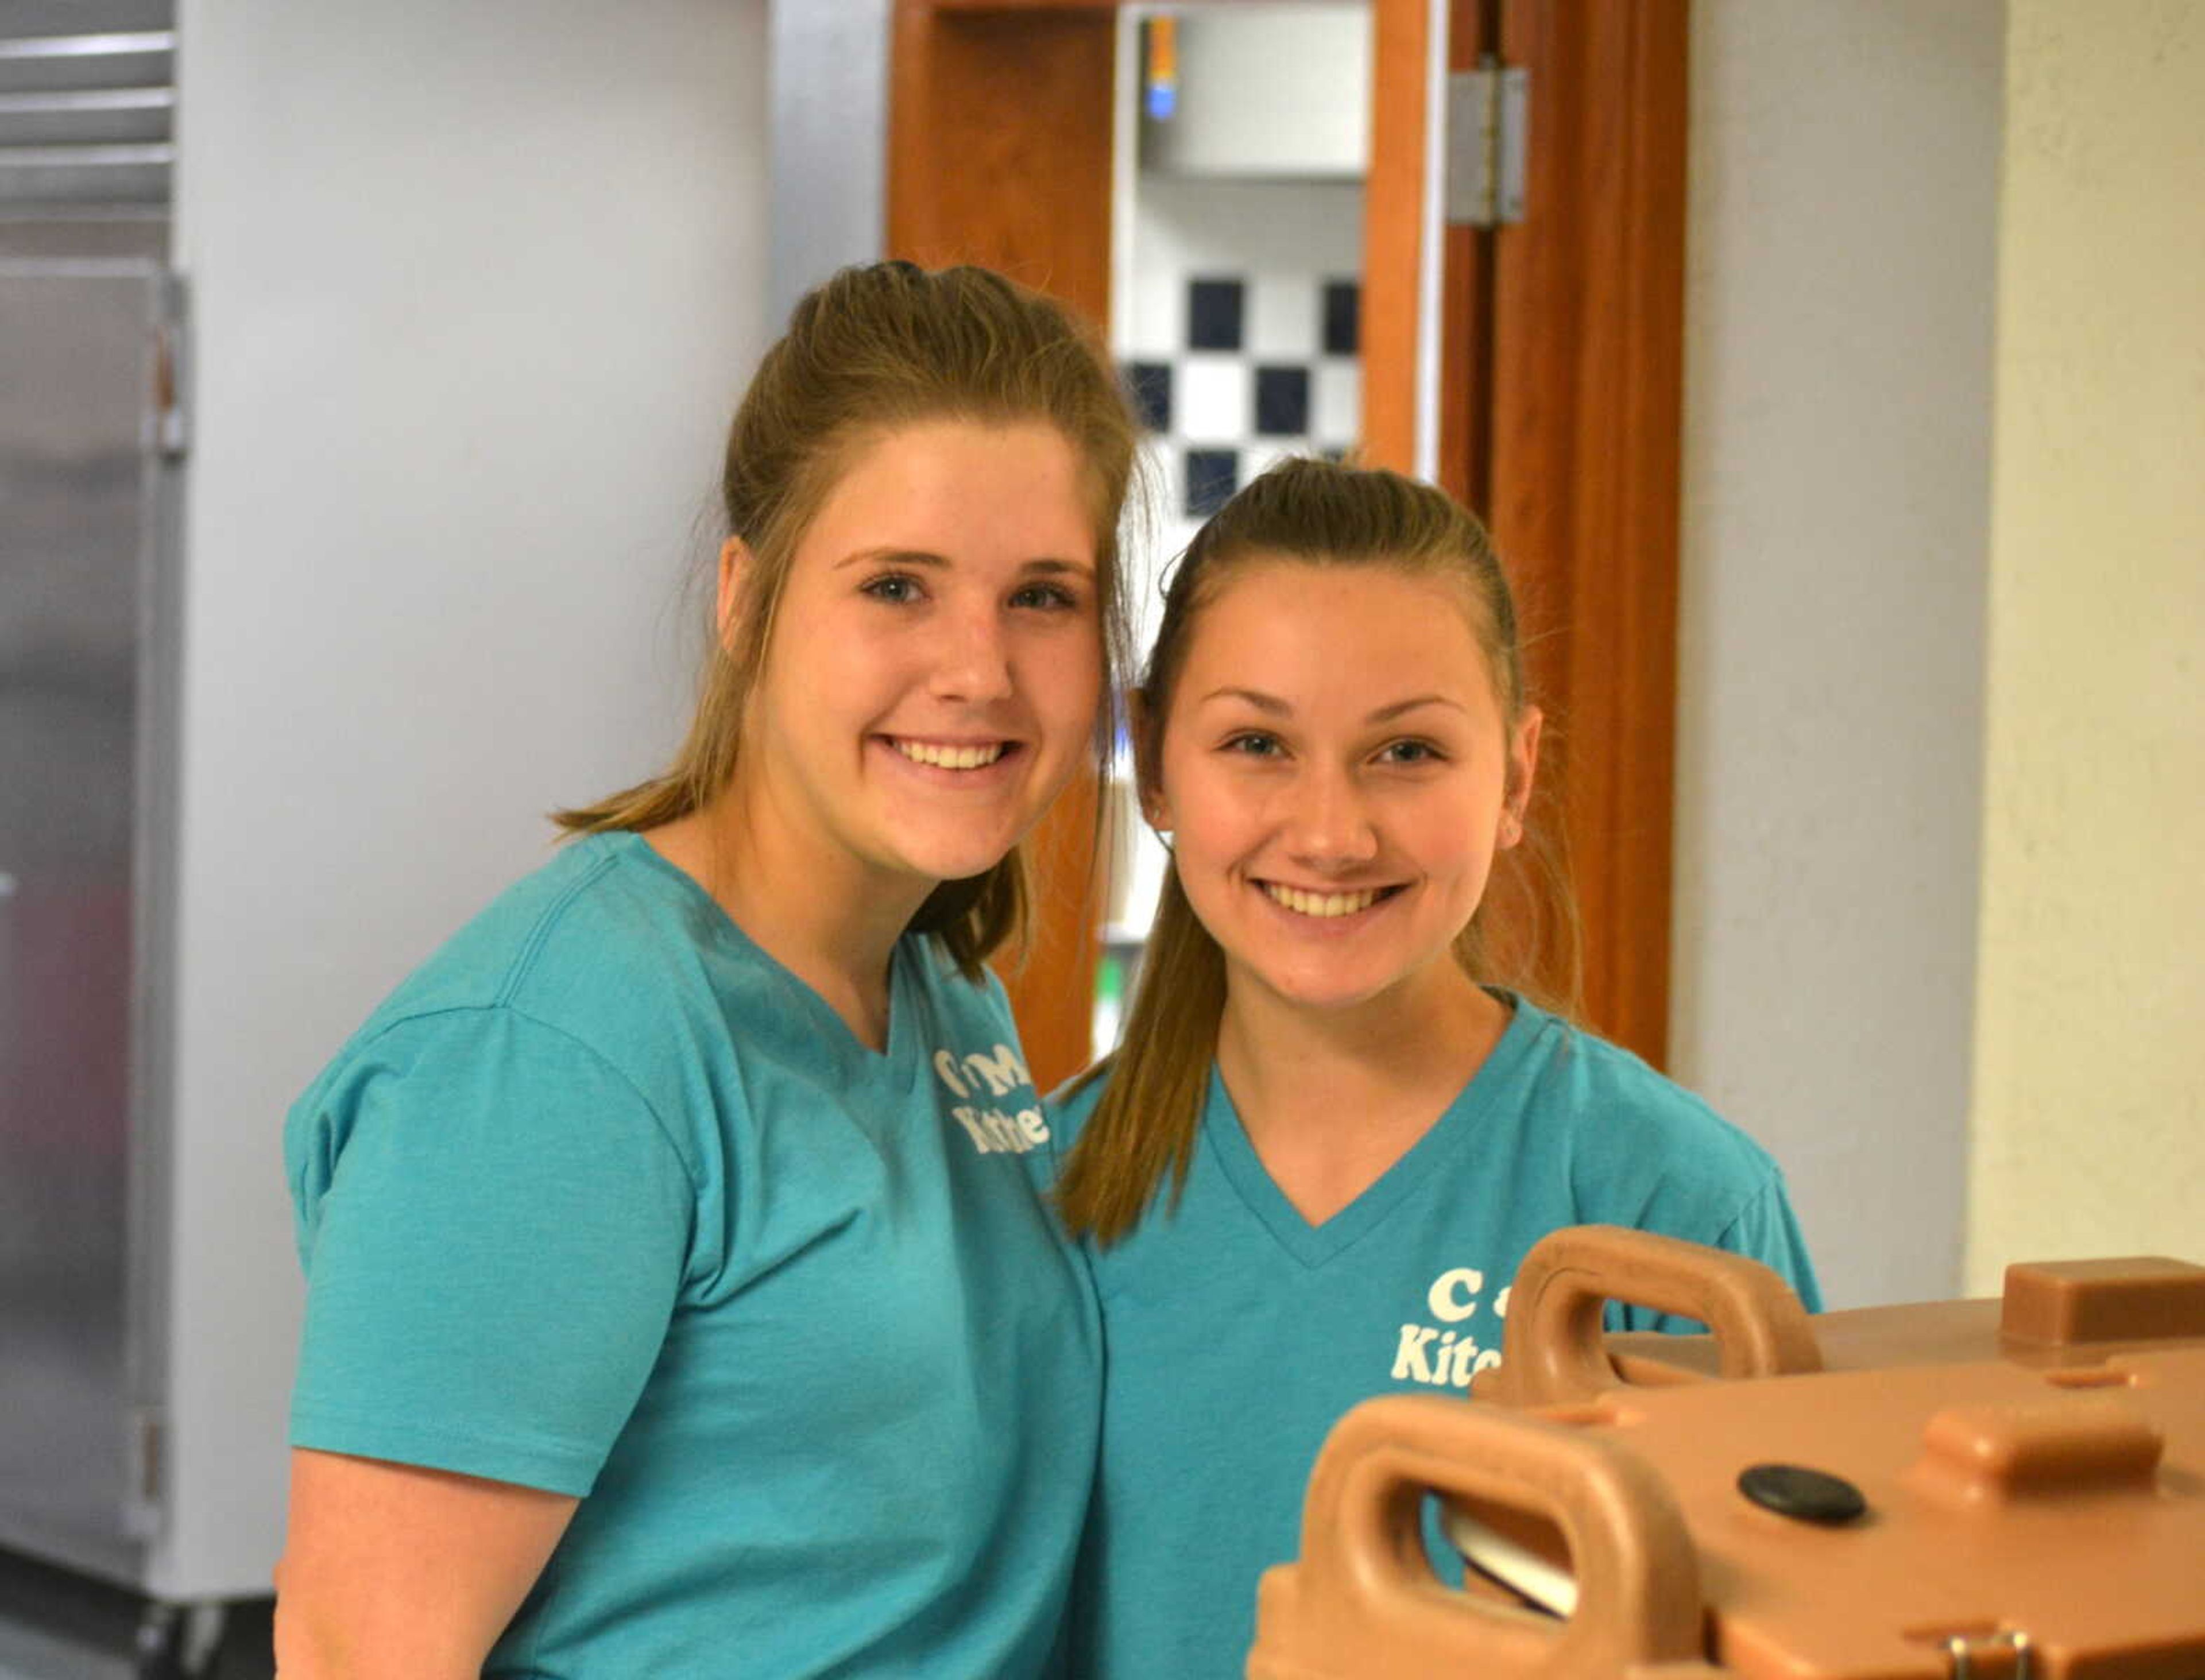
[
  {"x1": 1391, "y1": 1265, "x2": 1508, "y2": 1389},
  {"x1": 962, "y1": 1043, "x2": 1030, "y2": 1098},
  {"x1": 1427, "y1": 1267, "x2": 1484, "y2": 1322},
  {"x1": 933, "y1": 1050, "x2": 972, "y2": 1099},
  {"x1": 1390, "y1": 1324, "x2": 1438, "y2": 1382},
  {"x1": 935, "y1": 1043, "x2": 1049, "y2": 1155}
]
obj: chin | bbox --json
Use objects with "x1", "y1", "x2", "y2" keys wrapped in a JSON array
[
  {"x1": 1235, "y1": 932, "x2": 1473, "y2": 1015},
  {"x1": 1239, "y1": 961, "x2": 1402, "y2": 1015},
  {"x1": 886, "y1": 831, "x2": 1024, "y2": 888}
]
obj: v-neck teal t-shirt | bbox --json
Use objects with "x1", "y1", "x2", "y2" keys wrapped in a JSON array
[
  {"x1": 1047, "y1": 997, "x2": 1820, "y2": 1678},
  {"x1": 285, "y1": 831, "x2": 1100, "y2": 1677}
]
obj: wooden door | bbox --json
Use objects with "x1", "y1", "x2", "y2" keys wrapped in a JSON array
[{"x1": 886, "y1": 0, "x2": 1686, "y2": 1082}]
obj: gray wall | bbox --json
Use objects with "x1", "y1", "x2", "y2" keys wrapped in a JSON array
[
  {"x1": 161, "y1": 0, "x2": 769, "y2": 1597},
  {"x1": 769, "y1": 0, "x2": 889, "y2": 321},
  {"x1": 1670, "y1": 1, "x2": 2004, "y2": 1310}
]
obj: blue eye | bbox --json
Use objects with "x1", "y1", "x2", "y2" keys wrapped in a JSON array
[
  {"x1": 862, "y1": 573, "x2": 923, "y2": 605},
  {"x1": 1009, "y1": 581, "x2": 1081, "y2": 611},
  {"x1": 1379, "y1": 739, "x2": 1444, "y2": 765}
]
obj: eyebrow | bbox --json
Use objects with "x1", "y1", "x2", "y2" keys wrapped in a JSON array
[
  {"x1": 1198, "y1": 687, "x2": 1466, "y2": 723},
  {"x1": 835, "y1": 547, "x2": 945, "y2": 571},
  {"x1": 834, "y1": 547, "x2": 1094, "y2": 578},
  {"x1": 1368, "y1": 694, "x2": 1466, "y2": 723}
]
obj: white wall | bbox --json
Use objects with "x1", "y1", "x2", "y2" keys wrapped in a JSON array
[
  {"x1": 1139, "y1": 5, "x2": 1370, "y2": 179},
  {"x1": 162, "y1": 0, "x2": 768, "y2": 1597},
  {"x1": 1968, "y1": 0, "x2": 2205, "y2": 1290},
  {"x1": 1671, "y1": 1, "x2": 2005, "y2": 1309}
]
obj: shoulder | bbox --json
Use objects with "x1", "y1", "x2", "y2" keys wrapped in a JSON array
[
  {"x1": 289, "y1": 835, "x2": 736, "y2": 1182},
  {"x1": 1508, "y1": 1002, "x2": 1785, "y2": 1231},
  {"x1": 284, "y1": 1004, "x2": 693, "y2": 1202},
  {"x1": 1508, "y1": 1000, "x2": 1763, "y2": 1160},
  {"x1": 336, "y1": 834, "x2": 690, "y2": 1028}
]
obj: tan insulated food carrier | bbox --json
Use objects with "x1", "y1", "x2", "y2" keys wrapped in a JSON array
[{"x1": 1249, "y1": 1225, "x2": 2205, "y2": 1680}]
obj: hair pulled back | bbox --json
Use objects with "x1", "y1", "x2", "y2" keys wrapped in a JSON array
[
  {"x1": 558, "y1": 262, "x2": 1138, "y2": 977},
  {"x1": 1057, "y1": 456, "x2": 1572, "y2": 1245}
]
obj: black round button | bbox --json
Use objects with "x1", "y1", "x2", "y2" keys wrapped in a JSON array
[{"x1": 1736, "y1": 1462, "x2": 1867, "y2": 1524}]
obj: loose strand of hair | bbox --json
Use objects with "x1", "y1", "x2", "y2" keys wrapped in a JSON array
[{"x1": 1055, "y1": 866, "x2": 1227, "y2": 1245}]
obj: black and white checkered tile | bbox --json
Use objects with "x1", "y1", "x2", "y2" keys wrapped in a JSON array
[{"x1": 1124, "y1": 273, "x2": 1361, "y2": 522}]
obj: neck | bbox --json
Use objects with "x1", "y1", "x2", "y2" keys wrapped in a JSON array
[
  {"x1": 1216, "y1": 959, "x2": 1507, "y2": 1156},
  {"x1": 649, "y1": 777, "x2": 935, "y2": 1052}
]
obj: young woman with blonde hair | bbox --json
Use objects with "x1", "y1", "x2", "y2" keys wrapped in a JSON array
[
  {"x1": 276, "y1": 262, "x2": 1136, "y2": 1677},
  {"x1": 1053, "y1": 458, "x2": 1820, "y2": 1677}
]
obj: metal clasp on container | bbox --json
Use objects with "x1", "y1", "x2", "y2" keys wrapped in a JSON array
[{"x1": 1946, "y1": 1629, "x2": 2032, "y2": 1680}]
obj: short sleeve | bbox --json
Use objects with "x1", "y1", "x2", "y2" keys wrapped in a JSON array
[
  {"x1": 1616, "y1": 1171, "x2": 1825, "y2": 1334},
  {"x1": 1716, "y1": 1170, "x2": 1824, "y2": 1311},
  {"x1": 287, "y1": 1009, "x2": 695, "y2": 1495}
]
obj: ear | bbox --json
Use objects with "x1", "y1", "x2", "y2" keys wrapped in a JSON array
[
  {"x1": 715, "y1": 537, "x2": 750, "y2": 651},
  {"x1": 1127, "y1": 688, "x2": 1171, "y2": 831},
  {"x1": 1499, "y1": 704, "x2": 1543, "y2": 850}
]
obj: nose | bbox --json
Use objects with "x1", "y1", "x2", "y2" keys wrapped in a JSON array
[
  {"x1": 1281, "y1": 762, "x2": 1378, "y2": 869},
  {"x1": 929, "y1": 601, "x2": 1015, "y2": 704}
]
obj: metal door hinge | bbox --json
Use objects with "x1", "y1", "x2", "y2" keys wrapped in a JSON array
[
  {"x1": 1445, "y1": 60, "x2": 1529, "y2": 227},
  {"x1": 125, "y1": 1405, "x2": 167, "y2": 1536}
]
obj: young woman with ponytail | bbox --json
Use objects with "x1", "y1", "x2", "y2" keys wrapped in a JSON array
[
  {"x1": 1051, "y1": 458, "x2": 1821, "y2": 1678},
  {"x1": 275, "y1": 262, "x2": 1137, "y2": 1678}
]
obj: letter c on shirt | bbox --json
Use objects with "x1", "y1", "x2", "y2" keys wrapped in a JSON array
[
  {"x1": 933, "y1": 1049, "x2": 971, "y2": 1099},
  {"x1": 1427, "y1": 1267, "x2": 1484, "y2": 1323}
]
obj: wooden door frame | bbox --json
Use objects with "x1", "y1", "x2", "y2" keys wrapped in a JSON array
[
  {"x1": 1491, "y1": 0, "x2": 1687, "y2": 1065},
  {"x1": 887, "y1": 0, "x2": 1687, "y2": 1081}
]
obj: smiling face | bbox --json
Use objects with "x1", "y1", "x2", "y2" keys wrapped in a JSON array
[
  {"x1": 1148, "y1": 558, "x2": 1540, "y2": 1016},
  {"x1": 734, "y1": 418, "x2": 1104, "y2": 891}
]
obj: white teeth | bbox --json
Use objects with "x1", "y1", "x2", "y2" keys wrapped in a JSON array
[
  {"x1": 1260, "y1": 883, "x2": 1387, "y2": 919},
  {"x1": 895, "y1": 740, "x2": 1006, "y2": 770}
]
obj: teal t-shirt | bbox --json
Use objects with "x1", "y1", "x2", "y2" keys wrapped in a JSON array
[
  {"x1": 1049, "y1": 997, "x2": 1821, "y2": 1678},
  {"x1": 286, "y1": 831, "x2": 1100, "y2": 1678}
]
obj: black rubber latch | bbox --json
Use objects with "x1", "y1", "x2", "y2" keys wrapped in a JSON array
[{"x1": 1736, "y1": 1462, "x2": 1868, "y2": 1524}]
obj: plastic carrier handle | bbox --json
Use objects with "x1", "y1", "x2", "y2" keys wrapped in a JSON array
[
  {"x1": 1248, "y1": 1394, "x2": 1716, "y2": 1680},
  {"x1": 1487, "y1": 1225, "x2": 1823, "y2": 1409}
]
